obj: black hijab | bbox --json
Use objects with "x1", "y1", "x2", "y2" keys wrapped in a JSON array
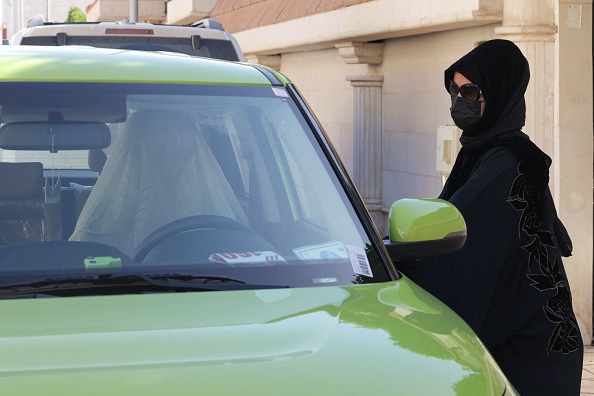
[
  {"x1": 445, "y1": 39, "x2": 529, "y2": 140},
  {"x1": 440, "y1": 39, "x2": 571, "y2": 255}
]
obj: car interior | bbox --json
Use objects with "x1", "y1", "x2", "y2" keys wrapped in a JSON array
[{"x1": 0, "y1": 82, "x2": 389, "y2": 291}]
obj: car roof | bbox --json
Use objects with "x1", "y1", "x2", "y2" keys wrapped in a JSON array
[{"x1": 0, "y1": 46, "x2": 287, "y2": 86}]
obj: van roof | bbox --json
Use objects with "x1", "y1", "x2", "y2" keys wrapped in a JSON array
[
  {"x1": 18, "y1": 21, "x2": 231, "y2": 41},
  {"x1": 10, "y1": 18, "x2": 246, "y2": 62}
]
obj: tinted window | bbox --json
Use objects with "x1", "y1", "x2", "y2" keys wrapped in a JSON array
[{"x1": 20, "y1": 36, "x2": 240, "y2": 61}]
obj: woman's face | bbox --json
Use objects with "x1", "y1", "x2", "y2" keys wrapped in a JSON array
[{"x1": 453, "y1": 71, "x2": 486, "y2": 115}]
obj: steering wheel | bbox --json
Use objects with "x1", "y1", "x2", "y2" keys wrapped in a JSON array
[{"x1": 133, "y1": 215, "x2": 256, "y2": 262}]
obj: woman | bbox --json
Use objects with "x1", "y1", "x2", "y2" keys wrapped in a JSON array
[{"x1": 401, "y1": 39, "x2": 583, "y2": 395}]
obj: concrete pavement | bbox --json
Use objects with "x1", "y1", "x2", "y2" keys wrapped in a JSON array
[{"x1": 582, "y1": 346, "x2": 594, "y2": 395}]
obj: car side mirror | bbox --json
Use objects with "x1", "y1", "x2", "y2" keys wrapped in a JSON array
[{"x1": 383, "y1": 198, "x2": 466, "y2": 262}]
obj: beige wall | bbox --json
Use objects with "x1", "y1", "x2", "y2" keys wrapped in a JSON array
[{"x1": 556, "y1": 0, "x2": 593, "y2": 343}]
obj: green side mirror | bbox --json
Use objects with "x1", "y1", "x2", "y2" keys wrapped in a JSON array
[{"x1": 384, "y1": 198, "x2": 466, "y2": 262}]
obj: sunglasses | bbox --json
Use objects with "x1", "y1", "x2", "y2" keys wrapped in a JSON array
[{"x1": 449, "y1": 81, "x2": 483, "y2": 102}]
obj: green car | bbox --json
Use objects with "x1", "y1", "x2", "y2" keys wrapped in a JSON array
[{"x1": 0, "y1": 46, "x2": 516, "y2": 395}]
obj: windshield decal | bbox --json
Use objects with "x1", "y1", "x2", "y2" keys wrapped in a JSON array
[
  {"x1": 346, "y1": 244, "x2": 373, "y2": 278},
  {"x1": 208, "y1": 251, "x2": 287, "y2": 266},
  {"x1": 271, "y1": 87, "x2": 289, "y2": 98},
  {"x1": 312, "y1": 278, "x2": 338, "y2": 284},
  {"x1": 293, "y1": 241, "x2": 349, "y2": 262}
]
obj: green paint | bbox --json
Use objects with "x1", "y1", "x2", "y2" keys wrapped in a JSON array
[{"x1": 389, "y1": 198, "x2": 466, "y2": 242}]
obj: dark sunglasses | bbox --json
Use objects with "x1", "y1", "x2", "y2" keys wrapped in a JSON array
[{"x1": 449, "y1": 81, "x2": 483, "y2": 102}]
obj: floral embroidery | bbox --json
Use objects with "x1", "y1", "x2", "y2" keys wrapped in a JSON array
[{"x1": 507, "y1": 163, "x2": 579, "y2": 354}]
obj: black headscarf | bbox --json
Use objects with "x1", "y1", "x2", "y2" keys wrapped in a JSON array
[
  {"x1": 445, "y1": 39, "x2": 529, "y2": 140},
  {"x1": 440, "y1": 39, "x2": 571, "y2": 255}
]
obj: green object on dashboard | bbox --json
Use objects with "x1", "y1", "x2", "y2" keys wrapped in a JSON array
[{"x1": 84, "y1": 256, "x2": 122, "y2": 271}]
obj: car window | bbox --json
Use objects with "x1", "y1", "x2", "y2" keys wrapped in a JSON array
[
  {"x1": 19, "y1": 36, "x2": 241, "y2": 61},
  {"x1": 0, "y1": 82, "x2": 390, "y2": 294}
]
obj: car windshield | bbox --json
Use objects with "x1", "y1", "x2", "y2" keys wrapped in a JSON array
[{"x1": 0, "y1": 82, "x2": 390, "y2": 296}]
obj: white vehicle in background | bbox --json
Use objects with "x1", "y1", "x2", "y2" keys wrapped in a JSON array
[{"x1": 9, "y1": 16, "x2": 245, "y2": 62}]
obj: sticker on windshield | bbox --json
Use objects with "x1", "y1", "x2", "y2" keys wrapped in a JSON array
[
  {"x1": 312, "y1": 278, "x2": 338, "y2": 284},
  {"x1": 209, "y1": 251, "x2": 287, "y2": 267},
  {"x1": 271, "y1": 87, "x2": 289, "y2": 98},
  {"x1": 346, "y1": 244, "x2": 373, "y2": 278},
  {"x1": 293, "y1": 241, "x2": 349, "y2": 263}
]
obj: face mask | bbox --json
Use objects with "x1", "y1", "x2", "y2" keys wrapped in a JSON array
[{"x1": 450, "y1": 96, "x2": 482, "y2": 130}]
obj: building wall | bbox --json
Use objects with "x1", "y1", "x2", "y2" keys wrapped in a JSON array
[{"x1": 556, "y1": 0, "x2": 593, "y2": 344}]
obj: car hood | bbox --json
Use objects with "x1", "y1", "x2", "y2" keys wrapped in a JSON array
[{"x1": 0, "y1": 278, "x2": 506, "y2": 395}]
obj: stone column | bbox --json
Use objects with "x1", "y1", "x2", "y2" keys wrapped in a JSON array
[
  {"x1": 496, "y1": 0, "x2": 593, "y2": 345},
  {"x1": 336, "y1": 41, "x2": 385, "y2": 231},
  {"x1": 495, "y1": 0, "x2": 557, "y2": 173}
]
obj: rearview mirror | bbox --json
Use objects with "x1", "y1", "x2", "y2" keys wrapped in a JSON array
[
  {"x1": 0, "y1": 121, "x2": 111, "y2": 152},
  {"x1": 384, "y1": 198, "x2": 466, "y2": 262}
]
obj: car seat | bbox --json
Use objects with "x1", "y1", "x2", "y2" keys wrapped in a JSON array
[{"x1": 0, "y1": 162, "x2": 46, "y2": 245}]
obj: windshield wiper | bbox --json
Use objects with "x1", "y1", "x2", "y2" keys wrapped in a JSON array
[{"x1": 0, "y1": 273, "x2": 288, "y2": 297}]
